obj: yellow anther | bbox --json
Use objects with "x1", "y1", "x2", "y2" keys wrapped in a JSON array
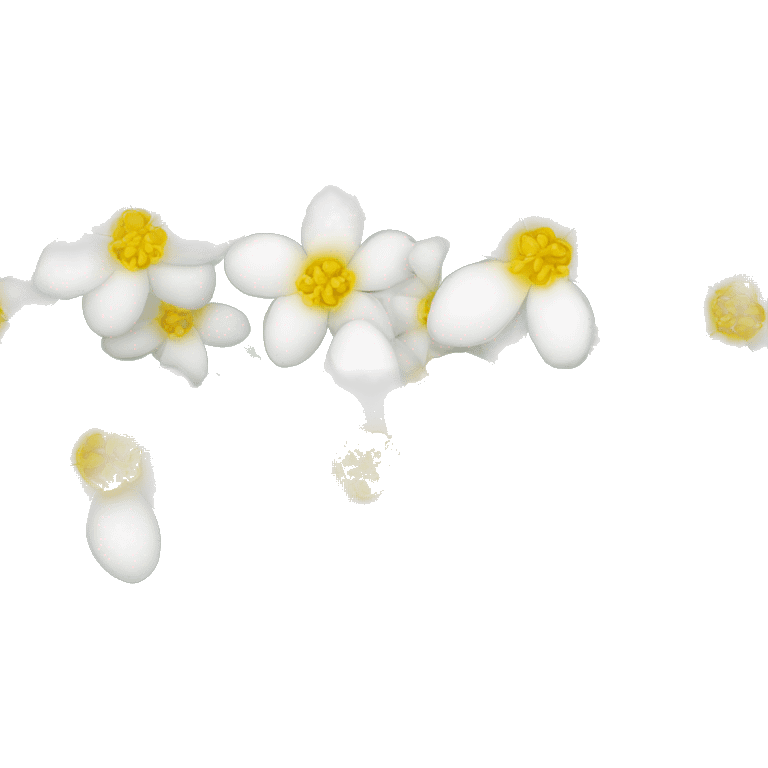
[
  {"x1": 109, "y1": 209, "x2": 168, "y2": 272},
  {"x1": 74, "y1": 430, "x2": 143, "y2": 492},
  {"x1": 84, "y1": 432, "x2": 105, "y2": 451},
  {"x1": 417, "y1": 291, "x2": 436, "y2": 327},
  {"x1": 507, "y1": 226, "x2": 572, "y2": 287},
  {"x1": 156, "y1": 302, "x2": 197, "y2": 338},
  {"x1": 296, "y1": 255, "x2": 356, "y2": 310},
  {"x1": 710, "y1": 279, "x2": 766, "y2": 341}
]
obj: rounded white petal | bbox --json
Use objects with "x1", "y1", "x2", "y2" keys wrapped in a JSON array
[
  {"x1": 390, "y1": 295, "x2": 422, "y2": 334},
  {"x1": 301, "y1": 186, "x2": 365, "y2": 260},
  {"x1": 83, "y1": 269, "x2": 150, "y2": 337},
  {"x1": 526, "y1": 279, "x2": 596, "y2": 368},
  {"x1": 196, "y1": 303, "x2": 251, "y2": 347},
  {"x1": 224, "y1": 234, "x2": 306, "y2": 298},
  {"x1": 162, "y1": 230, "x2": 227, "y2": 266},
  {"x1": 398, "y1": 327, "x2": 431, "y2": 366},
  {"x1": 407, "y1": 236, "x2": 450, "y2": 291},
  {"x1": 263, "y1": 293, "x2": 329, "y2": 367},
  {"x1": 327, "y1": 291, "x2": 393, "y2": 339},
  {"x1": 102, "y1": 321, "x2": 165, "y2": 360},
  {"x1": 347, "y1": 230, "x2": 415, "y2": 291},
  {"x1": 148, "y1": 262, "x2": 216, "y2": 310},
  {"x1": 427, "y1": 260, "x2": 529, "y2": 347},
  {"x1": 154, "y1": 327, "x2": 209, "y2": 386},
  {"x1": 392, "y1": 337, "x2": 424, "y2": 380},
  {"x1": 86, "y1": 487, "x2": 160, "y2": 584},
  {"x1": 325, "y1": 320, "x2": 403, "y2": 432},
  {"x1": 32, "y1": 235, "x2": 115, "y2": 299}
]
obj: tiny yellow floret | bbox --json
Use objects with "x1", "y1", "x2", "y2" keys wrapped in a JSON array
[
  {"x1": 156, "y1": 302, "x2": 197, "y2": 338},
  {"x1": 417, "y1": 291, "x2": 435, "y2": 327},
  {"x1": 507, "y1": 227, "x2": 572, "y2": 287},
  {"x1": 710, "y1": 280, "x2": 766, "y2": 341},
  {"x1": 296, "y1": 256, "x2": 356, "y2": 309},
  {"x1": 75, "y1": 430, "x2": 142, "y2": 492},
  {"x1": 109, "y1": 209, "x2": 167, "y2": 271}
]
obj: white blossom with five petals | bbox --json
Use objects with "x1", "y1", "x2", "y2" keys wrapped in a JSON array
[{"x1": 224, "y1": 186, "x2": 423, "y2": 368}]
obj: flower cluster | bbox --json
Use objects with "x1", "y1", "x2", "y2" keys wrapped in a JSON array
[{"x1": 9, "y1": 188, "x2": 598, "y2": 421}]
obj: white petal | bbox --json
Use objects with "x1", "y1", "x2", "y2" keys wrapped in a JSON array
[
  {"x1": 196, "y1": 303, "x2": 251, "y2": 347},
  {"x1": 392, "y1": 337, "x2": 424, "y2": 380},
  {"x1": 526, "y1": 279, "x2": 596, "y2": 368},
  {"x1": 301, "y1": 186, "x2": 365, "y2": 260},
  {"x1": 102, "y1": 322, "x2": 165, "y2": 360},
  {"x1": 408, "y1": 236, "x2": 449, "y2": 291},
  {"x1": 162, "y1": 230, "x2": 227, "y2": 266},
  {"x1": 154, "y1": 327, "x2": 209, "y2": 386},
  {"x1": 263, "y1": 293, "x2": 328, "y2": 367},
  {"x1": 148, "y1": 263, "x2": 216, "y2": 310},
  {"x1": 398, "y1": 327, "x2": 431, "y2": 366},
  {"x1": 325, "y1": 319, "x2": 403, "y2": 432},
  {"x1": 390, "y1": 295, "x2": 422, "y2": 334},
  {"x1": 86, "y1": 487, "x2": 161, "y2": 584},
  {"x1": 347, "y1": 230, "x2": 415, "y2": 291},
  {"x1": 427, "y1": 260, "x2": 529, "y2": 347},
  {"x1": 32, "y1": 235, "x2": 115, "y2": 299},
  {"x1": 224, "y1": 234, "x2": 305, "y2": 298},
  {"x1": 83, "y1": 269, "x2": 150, "y2": 337},
  {"x1": 327, "y1": 291, "x2": 393, "y2": 339}
]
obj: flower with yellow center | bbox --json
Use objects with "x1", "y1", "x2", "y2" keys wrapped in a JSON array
[
  {"x1": 32, "y1": 208, "x2": 225, "y2": 339},
  {"x1": 72, "y1": 428, "x2": 160, "y2": 584},
  {"x1": 426, "y1": 216, "x2": 597, "y2": 369},
  {"x1": 0, "y1": 276, "x2": 57, "y2": 344},
  {"x1": 101, "y1": 294, "x2": 251, "y2": 387},
  {"x1": 705, "y1": 275, "x2": 767, "y2": 349},
  {"x1": 224, "y1": 186, "x2": 424, "y2": 368}
]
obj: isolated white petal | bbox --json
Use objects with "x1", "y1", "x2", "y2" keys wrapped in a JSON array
[
  {"x1": 407, "y1": 237, "x2": 449, "y2": 291},
  {"x1": 327, "y1": 291, "x2": 394, "y2": 339},
  {"x1": 102, "y1": 321, "x2": 165, "y2": 360},
  {"x1": 301, "y1": 186, "x2": 365, "y2": 259},
  {"x1": 347, "y1": 230, "x2": 415, "y2": 291},
  {"x1": 224, "y1": 234, "x2": 306, "y2": 298},
  {"x1": 263, "y1": 293, "x2": 329, "y2": 367},
  {"x1": 526, "y1": 279, "x2": 595, "y2": 368},
  {"x1": 427, "y1": 260, "x2": 529, "y2": 347},
  {"x1": 162, "y1": 230, "x2": 227, "y2": 266},
  {"x1": 148, "y1": 263, "x2": 216, "y2": 310},
  {"x1": 196, "y1": 303, "x2": 251, "y2": 347},
  {"x1": 154, "y1": 327, "x2": 209, "y2": 386},
  {"x1": 83, "y1": 269, "x2": 150, "y2": 337},
  {"x1": 325, "y1": 320, "x2": 403, "y2": 432},
  {"x1": 33, "y1": 235, "x2": 115, "y2": 299}
]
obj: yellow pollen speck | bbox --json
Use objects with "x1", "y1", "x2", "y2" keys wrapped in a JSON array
[
  {"x1": 417, "y1": 291, "x2": 435, "y2": 327},
  {"x1": 109, "y1": 209, "x2": 167, "y2": 272},
  {"x1": 156, "y1": 302, "x2": 197, "y2": 338},
  {"x1": 710, "y1": 279, "x2": 766, "y2": 341},
  {"x1": 74, "y1": 430, "x2": 142, "y2": 492},
  {"x1": 296, "y1": 255, "x2": 356, "y2": 310},
  {"x1": 507, "y1": 227, "x2": 572, "y2": 287}
]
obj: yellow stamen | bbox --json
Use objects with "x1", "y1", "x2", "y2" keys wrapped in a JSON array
[
  {"x1": 74, "y1": 430, "x2": 142, "y2": 492},
  {"x1": 710, "y1": 280, "x2": 766, "y2": 341},
  {"x1": 507, "y1": 226, "x2": 572, "y2": 287},
  {"x1": 296, "y1": 255, "x2": 356, "y2": 310},
  {"x1": 109, "y1": 209, "x2": 167, "y2": 272},
  {"x1": 417, "y1": 291, "x2": 435, "y2": 327},
  {"x1": 156, "y1": 302, "x2": 197, "y2": 338}
]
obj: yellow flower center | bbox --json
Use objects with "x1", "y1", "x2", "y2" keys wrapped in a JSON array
[
  {"x1": 507, "y1": 227, "x2": 572, "y2": 287},
  {"x1": 296, "y1": 256, "x2": 356, "y2": 309},
  {"x1": 109, "y1": 209, "x2": 168, "y2": 271},
  {"x1": 417, "y1": 291, "x2": 435, "y2": 326},
  {"x1": 156, "y1": 302, "x2": 197, "y2": 338},
  {"x1": 75, "y1": 431, "x2": 142, "y2": 492},
  {"x1": 710, "y1": 280, "x2": 766, "y2": 341}
]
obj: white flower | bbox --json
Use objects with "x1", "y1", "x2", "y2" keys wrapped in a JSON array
[
  {"x1": 72, "y1": 429, "x2": 160, "y2": 584},
  {"x1": 32, "y1": 208, "x2": 225, "y2": 338},
  {"x1": 224, "y1": 186, "x2": 420, "y2": 367},
  {"x1": 427, "y1": 217, "x2": 597, "y2": 368},
  {"x1": 101, "y1": 294, "x2": 251, "y2": 386},
  {"x1": 0, "y1": 277, "x2": 56, "y2": 344}
]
